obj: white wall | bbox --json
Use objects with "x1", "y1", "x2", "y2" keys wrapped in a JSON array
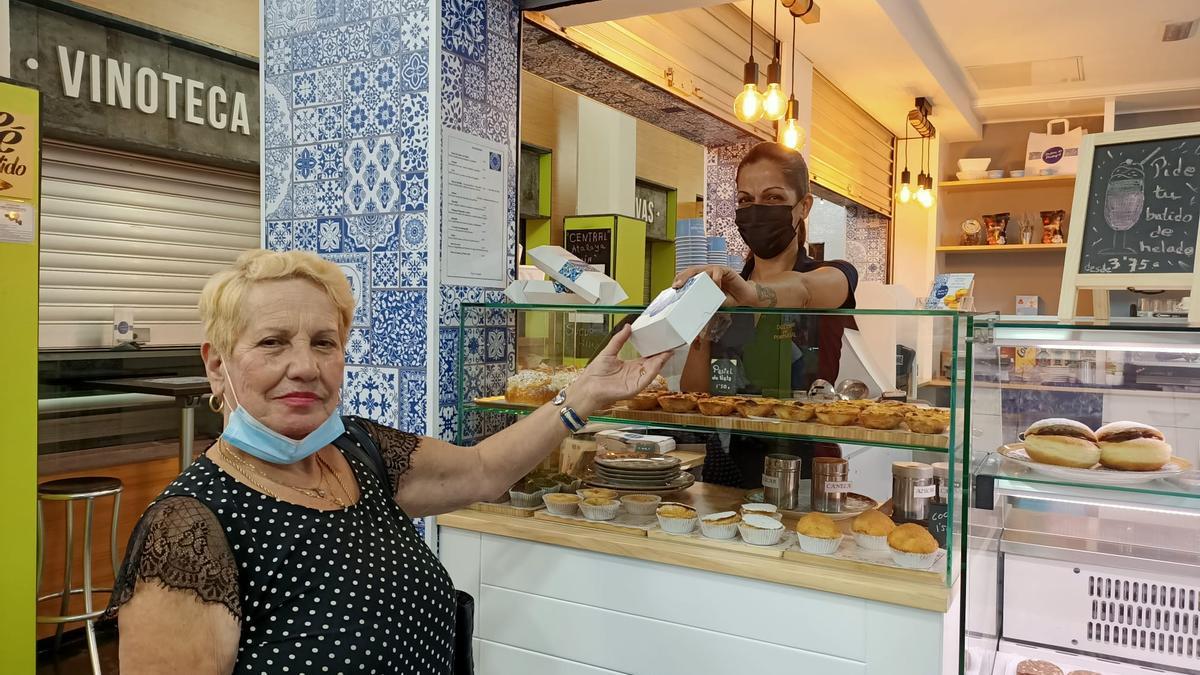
[{"x1": 575, "y1": 97, "x2": 637, "y2": 216}]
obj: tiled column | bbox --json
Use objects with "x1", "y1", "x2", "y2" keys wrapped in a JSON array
[{"x1": 261, "y1": 0, "x2": 520, "y2": 442}]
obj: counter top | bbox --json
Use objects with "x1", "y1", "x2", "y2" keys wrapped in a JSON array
[{"x1": 437, "y1": 483, "x2": 956, "y2": 613}]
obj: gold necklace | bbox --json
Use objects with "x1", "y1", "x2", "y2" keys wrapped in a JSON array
[{"x1": 219, "y1": 438, "x2": 351, "y2": 507}]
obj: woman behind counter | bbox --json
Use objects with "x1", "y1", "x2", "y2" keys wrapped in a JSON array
[
  {"x1": 111, "y1": 249, "x2": 670, "y2": 675},
  {"x1": 676, "y1": 142, "x2": 859, "y2": 488}
]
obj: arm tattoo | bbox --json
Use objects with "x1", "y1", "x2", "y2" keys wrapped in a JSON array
[{"x1": 754, "y1": 282, "x2": 778, "y2": 308}]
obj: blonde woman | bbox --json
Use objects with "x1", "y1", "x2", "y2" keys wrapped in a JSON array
[{"x1": 111, "y1": 249, "x2": 669, "y2": 675}]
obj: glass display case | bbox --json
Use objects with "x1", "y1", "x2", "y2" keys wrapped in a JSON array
[
  {"x1": 456, "y1": 302, "x2": 975, "y2": 590},
  {"x1": 966, "y1": 319, "x2": 1200, "y2": 675}
]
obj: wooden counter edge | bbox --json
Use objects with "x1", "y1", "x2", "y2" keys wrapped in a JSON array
[{"x1": 436, "y1": 510, "x2": 954, "y2": 613}]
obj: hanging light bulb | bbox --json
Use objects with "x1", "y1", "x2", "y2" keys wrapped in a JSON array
[
  {"x1": 780, "y1": 97, "x2": 805, "y2": 149},
  {"x1": 915, "y1": 170, "x2": 930, "y2": 206},
  {"x1": 898, "y1": 169, "x2": 912, "y2": 204},
  {"x1": 762, "y1": 62, "x2": 787, "y2": 121},
  {"x1": 777, "y1": 14, "x2": 806, "y2": 146},
  {"x1": 761, "y1": 5, "x2": 786, "y2": 121},
  {"x1": 734, "y1": 0, "x2": 764, "y2": 123},
  {"x1": 921, "y1": 174, "x2": 936, "y2": 207}
]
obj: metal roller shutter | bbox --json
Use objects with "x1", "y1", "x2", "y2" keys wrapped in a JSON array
[
  {"x1": 39, "y1": 141, "x2": 260, "y2": 348},
  {"x1": 809, "y1": 72, "x2": 896, "y2": 217}
]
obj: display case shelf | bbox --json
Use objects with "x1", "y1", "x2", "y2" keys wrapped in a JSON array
[
  {"x1": 973, "y1": 454, "x2": 1200, "y2": 511},
  {"x1": 935, "y1": 243, "x2": 1067, "y2": 254},
  {"x1": 465, "y1": 401, "x2": 954, "y2": 453}
]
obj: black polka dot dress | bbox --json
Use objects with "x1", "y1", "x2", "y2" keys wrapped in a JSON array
[{"x1": 111, "y1": 423, "x2": 457, "y2": 674}]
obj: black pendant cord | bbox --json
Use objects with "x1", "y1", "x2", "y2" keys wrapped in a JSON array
[
  {"x1": 772, "y1": 0, "x2": 778, "y2": 57},
  {"x1": 749, "y1": 0, "x2": 755, "y2": 61},
  {"x1": 789, "y1": 13, "x2": 796, "y2": 97}
]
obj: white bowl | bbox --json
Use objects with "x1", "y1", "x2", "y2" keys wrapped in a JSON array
[
  {"x1": 986, "y1": 170, "x2": 1004, "y2": 179},
  {"x1": 955, "y1": 171, "x2": 988, "y2": 181},
  {"x1": 1008, "y1": 170, "x2": 1025, "y2": 178},
  {"x1": 957, "y1": 158, "x2": 991, "y2": 173}
]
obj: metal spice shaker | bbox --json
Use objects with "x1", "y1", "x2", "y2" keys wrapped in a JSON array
[
  {"x1": 762, "y1": 453, "x2": 802, "y2": 510},
  {"x1": 929, "y1": 461, "x2": 950, "y2": 547},
  {"x1": 891, "y1": 461, "x2": 935, "y2": 525},
  {"x1": 811, "y1": 457, "x2": 850, "y2": 513}
]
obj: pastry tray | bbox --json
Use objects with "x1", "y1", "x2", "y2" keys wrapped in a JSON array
[
  {"x1": 782, "y1": 537, "x2": 947, "y2": 581},
  {"x1": 468, "y1": 498, "x2": 544, "y2": 517},
  {"x1": 533, "y1": 509, "x2": 657, "y2": 535}
]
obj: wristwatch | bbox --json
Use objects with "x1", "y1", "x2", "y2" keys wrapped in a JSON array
[{"x1": 552, "y1": 388, "x2": 588, "y2": 433}]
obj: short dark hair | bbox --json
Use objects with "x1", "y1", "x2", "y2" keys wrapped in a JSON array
[{"x1": 735, "y1": 142, "x2": 811, "y2": 199}]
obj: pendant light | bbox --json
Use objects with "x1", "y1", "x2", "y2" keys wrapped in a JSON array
[
  {"x1": 761, "y1": 1, "x2": 787, "y2": 121},
  {"x1": 734, "y1": 0, "x2": 765, "y2": 123},
  {"x1": 897, "y1": 129, "x2": 912, "y2": 204},
  {"x1": 779, "y1": 14, "x2": 806, "y2": 150},
  {"x1": 915, "y1": 136, "x2": 934, "y2": 208}
]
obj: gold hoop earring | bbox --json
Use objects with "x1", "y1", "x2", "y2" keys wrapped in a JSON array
[{"x1": 208, "y1": 394, "x2": 224, "y2": 413}]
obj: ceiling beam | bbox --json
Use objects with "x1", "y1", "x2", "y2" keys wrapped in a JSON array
[{"x1": 544, "y1": 0, "x2": 729, "y2": 27}]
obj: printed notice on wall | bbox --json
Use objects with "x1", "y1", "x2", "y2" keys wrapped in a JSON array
[
  {"x1": 0, "y1": 200, "x2": 35, "y2": 243},
  {"x1": 441, "y1": 129, "x2": 509, "y2": 288}
]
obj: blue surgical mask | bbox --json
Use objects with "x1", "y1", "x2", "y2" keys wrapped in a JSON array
[{"x1": 220, "y1": 364, "x2": 344, "y2": 464}]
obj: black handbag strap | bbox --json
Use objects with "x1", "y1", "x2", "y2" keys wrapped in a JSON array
[{"x1": 336, "y1": 415, "x2": 390, "y2": 489}]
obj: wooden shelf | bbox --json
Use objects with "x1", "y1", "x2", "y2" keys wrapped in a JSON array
[
  {"x1": 936, "y1": 244, "x2": 1068, "y2": 253},
  {"x1": 939, "y1": 175, "x2": 1076, "y2": 190}
]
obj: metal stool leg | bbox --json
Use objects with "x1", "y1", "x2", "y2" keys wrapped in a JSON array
[
  {"x1": 83, "y1": 497, "x2": 101, "y2": 675},
  {"x1": 54, "y1": 501, "x2": 74, "y2": 652},
  {"x1": 109, "y1": 491, "x2": 122, "y2": 578}
]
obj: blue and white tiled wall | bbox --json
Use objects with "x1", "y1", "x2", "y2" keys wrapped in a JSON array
[{"x1": 263, "y1": 0, "x2": 520, "y2": 443}]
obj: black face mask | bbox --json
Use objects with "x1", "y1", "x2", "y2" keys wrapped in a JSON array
[{"x1": 736, "y1": 203, "x2": 801, "y2": 259}]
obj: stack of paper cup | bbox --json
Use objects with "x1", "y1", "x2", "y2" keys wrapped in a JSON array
[
  {"x1": 707, "y1": 236, "x2": 728, "y2": 265},
  {"x1": 728, "y1": 253, "x2": 744, "y2": 273},
  {"x1": 675, "y1": 219, "x2": 708, "y2": 272}
]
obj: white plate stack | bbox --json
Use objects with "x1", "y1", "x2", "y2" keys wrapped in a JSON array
[{"x1": 675, "y1": 219, "x2": 708, "y2": 273}]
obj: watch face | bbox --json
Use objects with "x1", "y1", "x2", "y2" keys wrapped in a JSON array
[{"x1": 961, "y1": 219, "x2": 981, "y2": 235}]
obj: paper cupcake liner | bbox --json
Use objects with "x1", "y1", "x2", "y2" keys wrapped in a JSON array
[
  {"x1": 509, "y1": 489, "x2": 548, "y2": 508},
  {"x1": 797, "y1": 533, "x2": 843, "y2": 555},
  {"x1": 854, "y1": 532, "x2": 890, "y2": 551},
  {"x1": 542, "y1": 496, "x2": 580, "y2": 516},
  {"x1": 620, "y1": 496, "x2": 662, "y2": 516},
  {"x1": 579, "y1": 501, "x2": 620, "y2": 521},
  {"x1": 657, "y1": 514, "x2": 698, "y2": 534},
  {"x1": 889, "y1": 547, "x2": 939, "y2": 569},
  {"x1": 699, "y1": 521, "x2": 739, "y2": 540},
  {"x1": 738, "y1": 523, "x2": 784, "y2": 546}
]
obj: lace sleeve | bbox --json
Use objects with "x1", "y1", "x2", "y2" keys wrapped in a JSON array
[
  {"x1": 362, "y1": 420, "x2": 422, "y2": 492},
  {"x1": 107, "y1": 496, "x2": 240, "y2": 621}
]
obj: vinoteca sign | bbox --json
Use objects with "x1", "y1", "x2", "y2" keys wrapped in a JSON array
[
  {"x1": 10, "y1": 0, "x2": 259, "y2": 169},
  {"x1": 55, "y1": 46, "x2": 251, "y2": 135}
]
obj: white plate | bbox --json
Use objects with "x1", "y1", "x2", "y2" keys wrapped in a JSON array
[
  {"x1": 584, "y1": 471, "x2": 696, "y2": 493},
  {"x1": 594, "y1": 454, "x2": 681, "y2": 471},
  {"x1": 997, "y1": 443, "x2": 1187, "y2": 485}
]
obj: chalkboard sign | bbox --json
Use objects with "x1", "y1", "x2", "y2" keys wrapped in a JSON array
[
  {"x1": 1077, "y1": 136, "x2": 1199, "y2": 275},
  {"x1": 565, "y1": 228, "x2": 613, "y2": 270},
  {"x1": 1059, "y1": 122, "x2": 1200, "y2": 326},
  {"x1": 928, "y1": 502, "x2": 948, "y2": 548},
  {"x1": 710, "y1": 358, "x2": 739, "y2": 395}
]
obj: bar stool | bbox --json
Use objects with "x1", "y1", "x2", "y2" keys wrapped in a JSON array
[{"x1": 37, "y1": 476, "x2": 123, "y2": 675}]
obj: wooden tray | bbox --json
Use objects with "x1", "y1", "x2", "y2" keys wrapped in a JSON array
[
  {"x1": 533, "y1": 509, "x2": 656, "y2": 536},
  {"x1": 469, "y1": 499, "x2": 544, "y2": 517},
  {"x1": 782, "y1": 537, "x2": 947, "y2": 582},
  {"x1": 647, "y1": 528, "x2": 797, "y2": 559},
  {"x1": 610, "y1": 407, "x2": 949, "y2": 449}
]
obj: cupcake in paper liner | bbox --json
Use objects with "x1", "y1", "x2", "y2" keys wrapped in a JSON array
[
  {"x1": 620, "y1": 494, "x2": 661, "y2": 516},
  {"x1": 798, "y1": 533, "x2": 844, "y2": 555},
  {"x1": 851, "y1": 510, "x2": 896, "y2": 551},
  {"x1": 579, "y1": 497, "x2": 620, "y2": 521},
  {"x1": 699, "y1": 511, "x2": 741, "y2": 540},
  {"x1": 656, "y1": 503, "x2": 698, "y2": 534},
  {"x1": 542, "y1": 493, "x2": 581, "y2": 516},
  {"x1": 738, "y1": 514, "x2": 784, "y2": 545},
  {"x1": 887, "y1": 523, "x2": 939, "y2": 569}
]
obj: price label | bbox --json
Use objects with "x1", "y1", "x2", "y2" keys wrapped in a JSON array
[
  {"x1": 937, "y1": 484, "x2": 949, "y2": 500},
  {"x1": 913, "y1": 484, "x2": 937, "y2": 499},
  {"x1": 710, "y1": 359, "x2": 738, "y2": 396},
  {"x1": 825, "y1": 481, "x2": 853, "y2": 492},
  {"x1": 761, "y1": 474, "x2": 780, "y2": 489}
]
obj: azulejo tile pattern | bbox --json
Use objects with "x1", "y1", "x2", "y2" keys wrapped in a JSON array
[
  {"x1": 705, "y1": 141, "x2": 757, "y2": 259},
  {"x1": 265, "y1": 0, "x2": 521, "y2": 445}
]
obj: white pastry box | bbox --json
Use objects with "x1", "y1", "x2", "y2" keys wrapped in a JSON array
[
  {"x1": 595, "y1": 430, "x2": 676, "y2": 454},
  {"x1": 528, "y1": 245, "x2": 628, "y2": 305},
  {"x1": 504, "y1": 279, "x2": 587, "y2": 305},
  {"x1": 630, "y1": 273, "x2": 725, "y2": 356}
]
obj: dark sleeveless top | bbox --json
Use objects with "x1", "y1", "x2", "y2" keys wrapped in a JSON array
[{"x1": 110, "y1": 420, "x2": 457, "y2": 674}]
